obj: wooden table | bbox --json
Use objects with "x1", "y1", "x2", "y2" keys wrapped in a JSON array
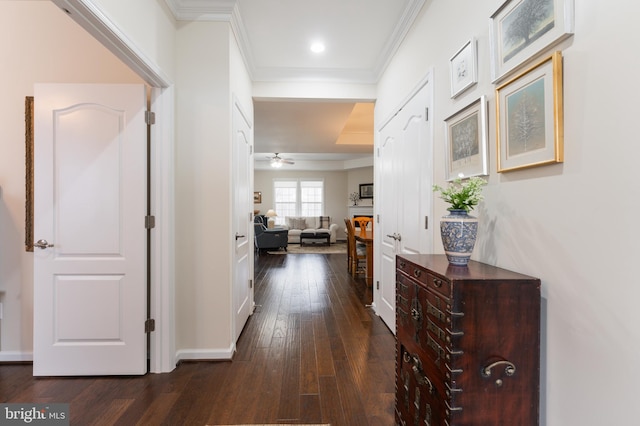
[{"x1": 354, "y1": 228, "x2": 373, "y2": 288}]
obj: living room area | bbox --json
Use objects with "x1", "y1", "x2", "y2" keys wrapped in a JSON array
[{"x1": 253, "y1": 165, "x2": 374, "y2": 248}]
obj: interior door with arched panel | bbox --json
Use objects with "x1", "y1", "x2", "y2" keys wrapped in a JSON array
[
  {"x1": 33, "y1": 83, "x2": 147, "y2": 376},
  {"x1": 377, "y1": 118, "x2": 401, "y2": 330},
  {"x1": 232, "y1": 99, "x2": 254, "y2": 343}
]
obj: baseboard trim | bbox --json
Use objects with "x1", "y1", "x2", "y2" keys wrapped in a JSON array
[
  {"x1": 0, "y1": 351, "x2": 33, "y2": 362},
  {"x1": 175, "y1": 345, "x2": 235, "y2": 363}
]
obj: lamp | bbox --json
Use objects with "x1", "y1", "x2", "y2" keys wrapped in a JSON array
[{"x1": 265, "y1": 209, "x2": 277, "y2": 228}]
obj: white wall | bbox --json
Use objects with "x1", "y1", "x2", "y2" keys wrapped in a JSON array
[
  {"x1": 0, "y1": 1, "x2": 143, "y2": 359},
  {"x1": 174, "y1": 21, "x2": 235, "y2": 357},
  {"x1": 253, "y1": 81, "x2": 376, "y2": 101},
  {"x1": 377, "y1": 1, "x2": 640, "y2": 424},
  {"x1": 347, "y1": 167, "x2": 374, "y2": 209},
  {"x1": 172, "y1": 20, "x2": 253, "y2": 359}
]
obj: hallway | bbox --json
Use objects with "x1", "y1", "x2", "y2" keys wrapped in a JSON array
[{"x1": 0, "y1": 253, "x2": 396, "y2": 425}]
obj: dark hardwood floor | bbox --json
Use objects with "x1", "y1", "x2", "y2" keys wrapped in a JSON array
[{"x1": 0, "y1": 253, "x2": 396, "y2": 425}]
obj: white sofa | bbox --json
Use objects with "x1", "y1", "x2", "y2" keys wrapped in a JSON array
[{"x1": 282, "y1": 216, "x2": 339, "y2": 244}]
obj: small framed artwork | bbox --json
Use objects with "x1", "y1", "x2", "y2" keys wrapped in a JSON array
[
  {"x1": 449, "y1": 38, "x2": 478, "y2": 98},
  {"x1": 490, "y1": 0, "x2": 574, "y2": 83},
  {"x1": 359, "y1": 183, "x2": 373, "y2": 199},
  {"x1": 496, "y1": 51, "x2": 563, "y2": 172},
  {"x1": 253, "y1": 191, "x2": 262, "y2": 203},
  {"x1": 444, "y1": 95, "x2": 489, "y2": 181}
]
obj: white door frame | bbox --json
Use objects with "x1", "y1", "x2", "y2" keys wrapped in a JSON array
[{"x1": 52, "y1": 0, "x2": 176, "y2": 373}]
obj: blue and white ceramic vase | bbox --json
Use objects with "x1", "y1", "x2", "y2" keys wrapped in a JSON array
[{"x1": 440, "y1": 209, "x2": 478, "y2": 266}]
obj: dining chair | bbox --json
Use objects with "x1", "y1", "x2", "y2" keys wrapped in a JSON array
[
  {"x1": 344, "y1": 218, "x2": 353, "y2": 274},
  {"x1": 345, "y1": 218, "x2": 367, "y2": 278},
  {"x1": 353, "y1": 216, "x2": 372, "y2": 237}
]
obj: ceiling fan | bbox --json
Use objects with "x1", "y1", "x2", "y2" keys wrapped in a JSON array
[{"x1": 268, "y1": 153, "x2": 295, "y2": 168}]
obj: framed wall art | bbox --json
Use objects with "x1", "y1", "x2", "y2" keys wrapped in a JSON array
[
  {"x1": 490, "y1": 0, "x2": 574, "y2": 83},
  {"x1": 253, "y1": 191, "x2": 262, "y2": 203},
  {"x1": 496, "y1": 51, "x2": 563, "y2": 172},
  {"x1": 359, "y1": 183, "x2": 373, "y2": 199},
  {"x1": 449, "y1": 38, "x2": 478, "y2": 98},
  {"x1": 444, "y1": 95, "x2": 489, "y2": 181}
]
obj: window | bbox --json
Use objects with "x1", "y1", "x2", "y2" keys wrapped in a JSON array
[
  {"x1": 273, "y1": 179, "x2": 324, "y2": 224},
  {"x1": 301, "y1": 181, "x2": 323, "y2": 216},
  {"x1": 273, "y1": 180, "x2": 297, "y2": 223}
]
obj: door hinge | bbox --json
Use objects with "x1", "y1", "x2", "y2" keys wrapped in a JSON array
[
  {"x1": 425, "y1": 107, "x2": 429, "y2": 121},
  {"x1": 145, "y1": 111, "x2": 156, "y2": 125},
  {"x1": 145, "y1": 318, "x2": 155, "y2": 333},
  {"x1": 145, "y1": 215, "x2": 156, "y2": 229},
  {"x1": 425, "y1": 215, "x2": 429, "y2": 230},
  {"x1": 376, "y1": 281, "x2": 380, "y2": 290},
  {"x1": 249, "y1": 279, "x2": 253, "y2": 289}
]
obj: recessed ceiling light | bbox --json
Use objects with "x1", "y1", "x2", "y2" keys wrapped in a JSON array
[{"x1": 310, "y1": 42, "x2": 325, "y2": 53}]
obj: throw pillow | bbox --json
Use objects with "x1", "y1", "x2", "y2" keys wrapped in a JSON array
[
  {"x1": 293, "y1": 218, "x2": 308, "y2": 230},
  {"x1": 285, "y1": 217, "x2": 295, "y2": 228},
  {"x1": 318, "y1": 216, "x2": 330, "y2": 229}
]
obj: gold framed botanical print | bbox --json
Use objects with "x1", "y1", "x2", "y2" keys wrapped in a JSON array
[{"x1": 496, "y1": 51, "x2": 564, "y2": 172}]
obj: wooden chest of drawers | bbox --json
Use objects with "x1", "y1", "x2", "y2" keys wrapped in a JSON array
[{"x1": 395, "y1": 254, "x2": 540, "y2": 425}]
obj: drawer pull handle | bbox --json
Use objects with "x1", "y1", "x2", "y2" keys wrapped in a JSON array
[
  {"x1": 403, "y1": 350, "x2": 433, "y2": 394},
  {"x1": 433, "y1": 279, "x2": 443, "y2": 288},
  {"x1": 411, "y1": 308, "x2": 421, "y2": 321},
  {"x1": 399, "y1": 261, "x2": 406, "y2": 268},
  {"x1": 413, "y1": 269, "x2": 421, "y2": 278},
  {"x1": 412, "y1": 364, "x2": 433, "y2": 394},
  {"x1": 410, "y1": 360, "x2": 433, "y2": 394},
  {"x1": 481, "y1": 360, "x2": 516, "y2": 378}
]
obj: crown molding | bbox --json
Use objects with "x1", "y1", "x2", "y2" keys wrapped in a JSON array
[
  {"x1": 372, "y1": 0, "x2": 426, "y2": 81},
  {"x1": 164, "y1": 0, "x2": 236, "y2": 21}
]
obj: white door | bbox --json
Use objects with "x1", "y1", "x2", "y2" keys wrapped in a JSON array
[
  {"x1": 377, "y1": 118, "x2": 401, "y2": 329},
  {"x1": 232, "y1": 100, "x2": 253, "y2": 342},
  {"x1": 399, "y1": 85, "x2": 432, "y2": 258},
  {"x1": 33, "y1": 83, "x2": 147, "y2": 376},
  {"x1": 375, "y1": 78, "x2": 433, "y2": 331}
]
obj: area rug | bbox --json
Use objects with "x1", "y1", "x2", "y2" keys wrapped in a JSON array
[{"x1": 268, "y1": 242, "x2": 347, "y2": 255}]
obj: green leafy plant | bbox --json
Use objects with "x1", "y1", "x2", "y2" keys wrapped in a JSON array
[{"x1": 433, "y1": 177, "x2": 487, "y2": 212}]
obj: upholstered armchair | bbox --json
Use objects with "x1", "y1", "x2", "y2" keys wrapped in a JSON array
[{"x1": 254, "y1": 222, "x2": 288, "y2": 252}]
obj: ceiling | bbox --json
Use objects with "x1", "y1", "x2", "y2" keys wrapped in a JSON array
[{"x1": 164, "y1": 0, "x2": 426, "y2": 169}]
